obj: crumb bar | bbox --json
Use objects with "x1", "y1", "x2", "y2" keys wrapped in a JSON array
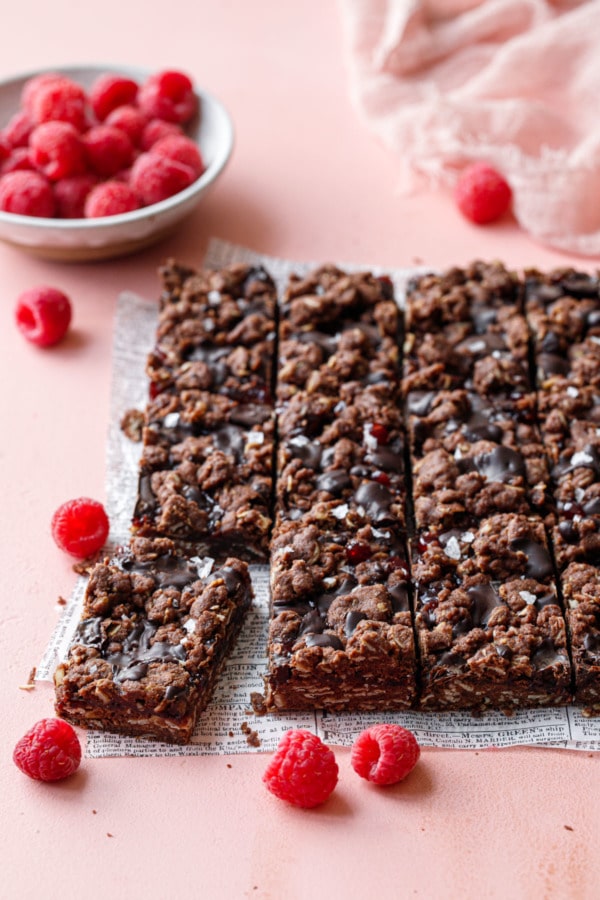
[
  {"x1": 54, "y1": 538, "x2": 253, "y2": 744},
  {"x1": 412, "y1": 514, "x2": 571, "y2": 712},
  {"x1": 264, "y1": 515, "x2": 417, "y2": 711},
  {"x1": 147, "y1": 259, "x2": 277, "y2": 404},
  {"x1": 132, "y1": 389, "x2": 274, "y2": 561},
  {"x1": 403, "y1": 261, "x2": 526, "y2": 394}
]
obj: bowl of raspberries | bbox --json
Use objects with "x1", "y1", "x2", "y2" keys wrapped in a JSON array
[{"x1": 0, "y1": 65, "x2": 233, "y2": 260}]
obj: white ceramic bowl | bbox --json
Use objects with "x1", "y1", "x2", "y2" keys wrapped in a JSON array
[{"x1": 0, "y1": 65, "x2": 234, "y2": 261}]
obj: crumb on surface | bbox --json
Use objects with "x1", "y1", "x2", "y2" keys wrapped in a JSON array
[
  {"x1": 250, "y1": 691, "x2": 267, "y2": 716},
  {"x1": 120, "y1": 407, "x2": 145, "y2": 442},
  {"x1": 72, "y1": 550, "x2": 104, "y2": 575},
  {"x1": 19, "y1": 666, "x2": 37, "y2": 690}
]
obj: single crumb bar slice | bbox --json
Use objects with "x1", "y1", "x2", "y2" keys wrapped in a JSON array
[
  {"x1": 561, "y1": 562, "x2": 600, "y2": 715},
  {"x1": 148, "y1": 259, "x2": 277, "y2": 403},
  {"x1": 277, "y1": 264, "x2": 400, "y2": 400},
  {"x1": 54, "y1": 538, "x2": 253, "y2": 744},
  {"x1": 403, "y1": 261, "x2": 526, "y2": 393},
  {"x1": 276, "y1": 389, "x2": 407, "y2": 529},
  {"x1": 264, "y1": 517, "x2": 417, "y2": 711},
  {"x1": 132, "y1": 389, "x2": 274, "y2": 561},
  {"x1": 412, "y1": 513, "x2": 571, "y2": 713},
  {"x1": 411, "y1": 441, "x2": 551, "y2": 531},
  {"x1": 406, "y1": 389, "x2": 545, "y2": 479}
]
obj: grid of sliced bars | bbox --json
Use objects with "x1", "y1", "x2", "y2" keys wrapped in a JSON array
[{"x1": 55, "y1": 258, "x2": 600, "y2": 744}]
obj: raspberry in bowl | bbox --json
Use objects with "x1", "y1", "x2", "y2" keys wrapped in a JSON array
[{"x1": 0, "y1": 65, "x2": 233, "y2": 260}]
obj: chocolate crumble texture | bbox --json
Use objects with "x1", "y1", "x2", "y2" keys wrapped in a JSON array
[{"x1": 54, "y1": 260, "x2": 600, "y2": 745}]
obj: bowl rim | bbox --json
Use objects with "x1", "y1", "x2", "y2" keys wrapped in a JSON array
[{"x1": 0, "y1": 63, "x2": 234, "y2": 232}]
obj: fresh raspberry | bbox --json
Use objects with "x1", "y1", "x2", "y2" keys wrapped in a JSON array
[
  {"x1": 454, "y1": 162, "x2": 512, "y2": 225},
  {"x1": 54, "y1": 173, "x2": 99, "y2": 218},
  {"x1": 82, "y1": 125, "x2": 134, "y2": 177},
  {"x1": 13, "y1": 718, "x2": 81, "y2": 782},
  {"x1": 30, "y1": 77, "x2": 88, "y2": 131},
  {"x1": 88, "y1": 73, "x2": 139, "y2": 121},
  {"x1": 4, "y1": 109, "x2": 34, "y2": 148},
  {"x1": 0, "y1": 170, "x2": 55, "y2": 217},
  {"x1": 21, "y1": 72, "x2": 63, "y2": 113},
  {"x1": 140, "y1": 118, "x2": 184, "y2": 150},
  {"x1": 262, "y1": 729, "x2": 338, "y2": 808},
  {"x1": 0, "y1": 134, "x2": 9, "y2": 163},
  {"x1": 1, "y1": 147, "x2": 34, "y2": 175},
  {"x1": 138, "y1": 70, "x2": 197, "y2": 124},
  {"x1": 15, "y1": 285, "x2": 72, "y2": 346},
  {"x1": 84, "y1": 180, "x2": 139, "y2": 218},
  {"x1": 29, "y1": 121, "x2": 86, "y2": 181},
  {"x1": 129, "y1": 152, "x2": 196, "y2": 205},
  {"x1": 351, "y1": 724, "x2": 420, "y2": 786},
  {"x1": 105, "y1": 105, "x2": 147, "y2": 146},
  {"x1": 151, "y1": 135, "x2": 204, "y2": 176},
  {"x1": 51, "y1": 497, "x2": 110, "y2": 558}
]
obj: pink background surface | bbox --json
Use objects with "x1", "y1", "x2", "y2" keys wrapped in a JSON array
[{"x1": 1, "y1": 3, "x2": 599, "y2": 898}]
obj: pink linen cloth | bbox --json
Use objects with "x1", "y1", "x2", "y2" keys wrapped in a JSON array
[{"x1": 339, "y1": 0, "x2": 600, "y2": 256}]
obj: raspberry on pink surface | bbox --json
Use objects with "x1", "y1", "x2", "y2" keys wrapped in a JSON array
[
  {"x1": 151, "y1": 135, "x2": 205, "y2": 176},
  {"x1": 51, "y1": 497, "x2": 109, "y2": 558},
  {"x1": 351, "y1": 724, "x2": 420, "y2": 786},
  {"x1": 0, "y1": 170, "x2": 55, "y2": 217},
  {"x1": 13, "y1": 718, "x2": 81, "y2": 782},
  {"x1": 263, "y1": 729, "x2": 339, "y2": 808},
  {"x1": 15, "y1": 285, "x2": 72, "y2": 347},
  {"x1": 89, "y1": 73, "x2": 139, "y2": 121},
  {"x1": 129, "y1": 152, "x2": 196, "y2": 205},
  {"x1": 138, "y1": 70, "x2": 197, "y2": 124},
  {"x1": 83, "y1": 125, "x2": 134, "y2": 177},
  {"x1": 454, "y1": 162, "x2": 512, "y2": 225},
  {"x1": 140, "y1": 118, "x2": 184, "y2": 151},
  {"x1": 105, "y1": 105, "x2": 147, "y2": 146},
  {"x1": 84, "y1": 180, "x2": 139, "y2": 218},
  {"x1": 30, "y1": 77, "x2": 88, "y2": 131},
  {"x1": 29, "y1": 121, "x2": 86, "y2": 181},
  {"x1": 54, "y1": 173, "x2": 99, "y2": 218}
]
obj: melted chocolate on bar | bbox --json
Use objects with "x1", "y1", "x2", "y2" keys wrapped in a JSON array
[
  {"x1": 509, "y1": 538, "x2": 553, "y2": 581},
  {"x1": 344, "y1": 610, "x2": 366, "y2": 636},
  {"x1": 409, "y1": 391, "x2": 507, "y2": 447},
  {"x1": 466, "y1": 582, "x2": 503, "y2": 627},
  {"x1": 286, "y1": 435, "x2": 323, "y2": 469},
  {"x1": 304, "y1": 633, "x2": 344, "y2": 650},
  {"x1": 74, "y1": 616, "x2": 187, "y2": 683},
  {"x1": 354, "y1": 482, "x2": 394, "y2": 523},
  {"x1": 315, "y1": 471, "x2": 351, "y2": 494},
  {"x1": 458, "y1": 446, "x2": 526, "y2": 483},
  {"x1": 74, "y1": 560, "x2": 244, "y2": 683}
]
